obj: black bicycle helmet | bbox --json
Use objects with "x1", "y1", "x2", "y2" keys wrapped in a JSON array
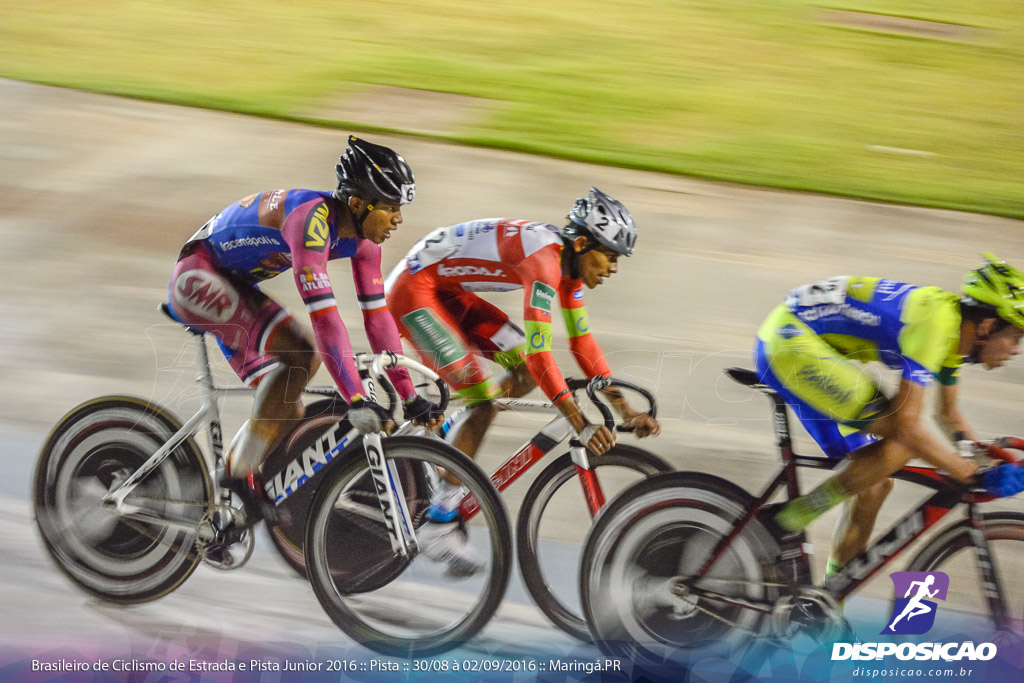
[{"x1": 333, "y1": 135, "x2": 415, "y2": 205}]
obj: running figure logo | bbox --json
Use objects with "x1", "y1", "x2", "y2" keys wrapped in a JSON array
[{"x1": 882, "y1": 571, "x2": 949, "y2": 635}]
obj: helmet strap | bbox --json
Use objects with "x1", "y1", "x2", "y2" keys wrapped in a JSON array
[
  {"x1": 344, "y1": 195, "x2": 372, "y2": 239},
  {"x1": 966, "y1": 340, "x2": 984, "y2": 364},
  {"x1": 561, "y1": 235, "x2": 589, "y2": 280},
  {"x1": 560, "y1": 238, "x2": 579, "y2": 280},
  {"x1": 966, "y1": 317, "x2": 998, "y2": 364},
  {"x1": 354, "y1": 204, "x2": 373, "y2": 239}
]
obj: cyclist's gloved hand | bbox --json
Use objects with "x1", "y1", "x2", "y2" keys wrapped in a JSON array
[
  {"x1": 955, "y1": 440, "x2": 974, "y2": 459},
  {"x1": 977, "y1": 464, "x2": 1024, "y2": 498},
  {"x1": 578, "y1": 422, "x2": 615, "y2": 455},
  {"x1": 347, "y1": 398, "x2": 394, "y2": 435},
  {"x1": 620, "y1": 411, "x2": 662, "y2": 438},
  {"x1": 403, "y1": 395, "x2": 445, "y2": 428}
]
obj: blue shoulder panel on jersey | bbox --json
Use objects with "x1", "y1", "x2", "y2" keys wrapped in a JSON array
[
  {"x1": 330, "y1": 238, "x2": 359, "y2": 259},
  {"x1": 286, "y1": 189, "x2": 331, "y2": 213}
]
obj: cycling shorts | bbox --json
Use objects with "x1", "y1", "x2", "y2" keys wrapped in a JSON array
[
  {"x1": 168, "y1": 242, "x2": 292, "y2": 387},
  {"x1": 388, "y1": 269, "x2": 527, "y2": 403},
  {"x1": 755, "y1": 305, "x2": 887, "y2": 459}
]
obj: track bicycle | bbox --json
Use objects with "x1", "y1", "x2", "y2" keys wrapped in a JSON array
[
  {"x1": 434, "y1": 376, "x2": 671, "y2": 642},
  {"x1": 34, "y1": 308, "x2": 512, "y2": 657},
  {"x1": 580, "y1": 366, "x2": 1024, "y2": 666}
]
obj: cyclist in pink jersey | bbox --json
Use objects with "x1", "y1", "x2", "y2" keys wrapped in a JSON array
[
  {"x1": 167, "y1": 136, "x2": 442, "y2": 537},
  {"x1": 386, "y1": 188, "x2": 660, "y2": 573}
]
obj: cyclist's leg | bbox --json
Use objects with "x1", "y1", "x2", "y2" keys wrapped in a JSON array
[
  {"x1": 447, "y1": 292, "x2": 533, "y2": 459},
  {"x1": 389, "y1": 276, "x2": 504, "y2": 461},
  {"x1": 230, "y1": 318, "x2": 320, "y2": 475},
  {"x1": 169, "y1": 245, "x2": 319, "y2": 478},
  {"x1": 387, "y1": 278, "x2": 506, "y2": 573},
  {"x1": 830, "y1": 476, "x2": 894, "y2": 568},
  {"x1": 755, "y1": 306, "x2": 889, "y2": 535}
]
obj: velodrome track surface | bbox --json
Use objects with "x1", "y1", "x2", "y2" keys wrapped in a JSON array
[{"x1": 1, "y1": 79, "x2": 1023, "y2": 662}]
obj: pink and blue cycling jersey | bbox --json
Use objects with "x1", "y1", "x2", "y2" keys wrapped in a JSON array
[{"x1": 170, "y1": 188, "x2": 414, "y2": 401}]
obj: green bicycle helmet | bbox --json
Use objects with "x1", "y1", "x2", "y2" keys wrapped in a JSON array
[{"x1": 962, "y1": 252, "x2": 1024, "y2": 330}]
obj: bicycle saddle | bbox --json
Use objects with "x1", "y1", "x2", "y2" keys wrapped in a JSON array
[
  {"x1": 724, "y1": 367, "x2": 763, "y2": 387},
  {"x1": 159, "y1": 302, "x2": 205, "y2": 336}
]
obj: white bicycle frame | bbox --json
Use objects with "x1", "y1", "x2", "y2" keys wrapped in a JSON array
[{"x1": 99, "y1": 330, "x2": 442, "y2": 559}]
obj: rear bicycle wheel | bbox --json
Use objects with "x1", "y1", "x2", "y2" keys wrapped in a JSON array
[
  {"x1": 305, "y1": 436, "x2": 512, "y2": 657},
  {"x1": 516, "y1": 444, "x2": 673, "y2": 641},
  {"x1": 905, "y1": 511, "x2": 1024, "y2": 635},
  {"x1": 580, "y1": 471, "x2": 780, "y2": 667},
  {"x1": 33, "y1": 397, "x2": 211, "y2": 604}
]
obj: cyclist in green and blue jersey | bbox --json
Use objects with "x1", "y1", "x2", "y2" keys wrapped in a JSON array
[{"x1": 756, "y1": 254, "x2": 1024, "y2": 580}]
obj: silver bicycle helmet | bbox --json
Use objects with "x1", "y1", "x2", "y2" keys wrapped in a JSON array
[{"x1": 564, "y1": 187, "x2": 637, "y2": 256}]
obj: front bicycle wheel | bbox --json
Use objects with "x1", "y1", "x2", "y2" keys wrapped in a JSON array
[
  {"x1": 580, "y1": 471, "x2": 780, "y2": 667},
  {"x1": 905, "y1": 511, "x2": 1024, "y2": 635},
  {"x1": 516, "y1": 444, "x2": 673, "y2": 642},
  {"x1": 33, "y1": 396, "x2": 212, "y2": 604},
  {"x1": 305, "y1": 436, "x2": 512, "y2": 658}
]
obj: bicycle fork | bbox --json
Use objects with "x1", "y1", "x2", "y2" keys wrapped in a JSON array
[
  {"x1": 966, "y1": 503, "x2": 1012, "y2": 631},
  {"x1": 570, "y1": 440, "x2": 607, "y2": 517},
  {"x1": 362, "y1": 433, "x2": 419, "y2": 558}
]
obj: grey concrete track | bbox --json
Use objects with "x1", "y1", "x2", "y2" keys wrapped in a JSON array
[{"x1": 2, "y1": 79, "x2": 1023, "y2": 660}]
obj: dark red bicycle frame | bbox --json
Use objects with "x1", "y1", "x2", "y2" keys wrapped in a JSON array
[{"x1": 690, "y1": 368, "x2": 1021, "y2": 630}]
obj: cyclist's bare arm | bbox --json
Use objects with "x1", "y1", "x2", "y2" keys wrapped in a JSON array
[
  {"x1": 555, "y1": 396, "x2": 615, "y2": 454},
  {"x1": 935, "y1": 382, "x2": 979, "y2": 442},
  {"x1": 868, "y1": 378, "x2": 977, "y2": 483},
  {"x1": 556, "y1": 280, "x2": 660, "y2": 438},
  {"x1": 601, "y1": 387, "x2": 661, "y2": 437}
]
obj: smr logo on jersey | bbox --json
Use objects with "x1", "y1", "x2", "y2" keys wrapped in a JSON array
[
  {"x1": 882, "y1": 571, "x2": 949, "y2": 635},
  {"x1": 173, "y1": 270, "x2": 239, "y2": 323}
]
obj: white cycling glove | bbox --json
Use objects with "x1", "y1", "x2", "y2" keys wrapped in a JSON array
[
  {"x1": 347, "y1": 399, "x2": 391, "y2": 435},
  {"x1": 578, "y1": 423, "x2": 602, "y2": 447}
]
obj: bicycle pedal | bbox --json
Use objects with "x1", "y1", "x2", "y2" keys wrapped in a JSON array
[
  {"x1": 202, "y1": 527, "x2": 254, "y2": 570},
  {"x1": 203, "y1": 545, "x2": 239, "y2": 569}
]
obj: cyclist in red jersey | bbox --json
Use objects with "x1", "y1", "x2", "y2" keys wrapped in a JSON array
[
  {"x1": 386, "y1": 188, "x2": 661, "y2": 573},
  {"x1": 167, "y1": 137, "x2": 442, "y2": 540}
]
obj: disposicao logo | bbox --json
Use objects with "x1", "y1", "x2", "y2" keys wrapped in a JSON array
[
  {"x1": 831, "y1": 570, "x2": 997, "y2": 663},
  {"x1": 882, "y1": 571, "x2": 948, "y2": 636}
]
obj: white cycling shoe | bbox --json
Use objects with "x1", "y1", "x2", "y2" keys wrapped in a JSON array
[{"x1": 417, "y1": 520, "x2": 485, "y2": 577}]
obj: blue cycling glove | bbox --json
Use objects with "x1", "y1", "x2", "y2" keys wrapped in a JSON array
[{"x1": 978, "y1": 464, "x2": 1024, "y2": 498}]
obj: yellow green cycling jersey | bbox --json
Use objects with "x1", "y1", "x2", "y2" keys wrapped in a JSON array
[{"x1": 761, "y1": 276, "x2": 964, "y2": 387}]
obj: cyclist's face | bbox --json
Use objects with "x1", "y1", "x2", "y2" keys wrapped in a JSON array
[
  {"x1": 579, "y1": 244, "x2": 620, "y2": 289},
  {"x1": 979, "y1": 323, "x2": 1023, "y2": 369},
  {"x1": 359, "y1": 199, "x2": 404, "y2": 244}
]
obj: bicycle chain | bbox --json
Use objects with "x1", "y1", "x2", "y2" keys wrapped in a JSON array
[
  {"x1": 115, "y1": 506, "x2": 208, "y2": 563},
  {"x1": 670, "y1": 575, "x2": 796, "y2": 640},
  {"x1": 110, "y1": 492, "x2": 219, "y2": 562},
  {"x1": 673, "y1": 592, "x2": 765, "y2": 639}
]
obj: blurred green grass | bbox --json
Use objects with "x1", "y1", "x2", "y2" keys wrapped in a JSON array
[{"x1": 2, "y1": 1, "x2": 1021, "y2": 217}]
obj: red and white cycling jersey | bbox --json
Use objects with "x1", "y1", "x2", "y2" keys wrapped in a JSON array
[{"x1": 385, "y1": 218, "x2": 610, "y2": 403}]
